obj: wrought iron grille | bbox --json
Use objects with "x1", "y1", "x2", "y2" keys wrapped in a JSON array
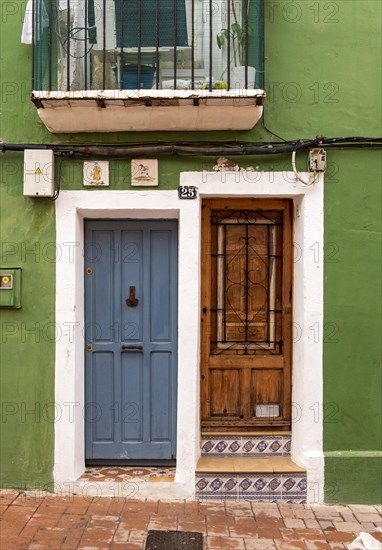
[
  {"x1": 210, "y1": 210, "x2": 283, "y2": 355},
  {"x1": 30, "y1": 0, "x2": 264, "y2": 92}
]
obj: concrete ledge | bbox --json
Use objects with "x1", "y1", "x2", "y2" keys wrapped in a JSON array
[{"x1": 32, "y1": 89, "x2": 265, "y2": 133}]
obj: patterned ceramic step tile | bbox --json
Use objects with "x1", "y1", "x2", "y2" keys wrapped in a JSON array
[
  {"x1": 195, "y1": 474, "x2": 239, "y2": 499},
  {"x1": 201, "y1": 435, "x2": 292, "y2": 457},
  {"x1": 281, "y1": 473, "x2": 307, "y2": 500},
  {"x1": 195, "y1": 472, "x2": 307, "y2": 503},
  {"x1": 241, "y1": 437, "x2": 286, "y2": 456},
  {"x1": 238, "y1": 474, "x2": 283, "y2": 501},
  {"x1": 200, "y1": 437, "x2": 242, "y2": 456}
]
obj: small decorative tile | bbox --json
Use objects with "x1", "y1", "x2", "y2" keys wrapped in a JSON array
[
  {"x1": 201, "y1": 440, "x2": 214, "y2": 453},
  {"x1": 268, "y1": 477, "x2": 283, "y2": 493},
  {"x1": 228, "y1": 441, "x2": 241, "y2": 453},
  {"x1": 195, "y1": 474, "x2": 239, "y2": 499},
  {"x1": 224, "y1": 477, "x2": 238, "y2": 492},
  {"x1": 281, "y1": 474, "x2": 307, "y2": 503},
  {"x1": 269, "y1": 440, "x2": 282, "y2": 453},
  {"x1": 215, "y1": 441, "x2": 228, "y2": 453},
  {"x1": 243, "y1": 437, "x2": 284, "y2": 456},
  {"x1": 255, "y1": 440, "x2": 268, "y2": 453},
  {"x1": 283, "y1": 438, "x2": 292, "y2": 455},
  {"x1": 242, "y1": 440, "x2": 256, "y2": 453},
  {"x1": 282, "y1": 475, "x2": 305, "y2": 493},
  {"x1": 131, "y1": 158, "x2": 158, "y2": 187},
  {"x1": 196, "y1": 477, "x2": 209, "y2": 491},
  {"x1": 83, "y1": 161, "x2": 109, "y2": 186},
  {"x1": 200, "y1": 437, "x2": 242, "y2": 456}
]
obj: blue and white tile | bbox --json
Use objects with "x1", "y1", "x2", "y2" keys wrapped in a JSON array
[
  {"x1": 241, "y1": 437, "x2": 284, "y2": 456},
  {"x1": 238, "y1": 474, "x2": 283, "y2": 500},
  {"x1": 201, "y1": 437, "x2": 242, "y2": 456},
  {"x1": 195, "y1": 474, "x2": 239, "y2": 499},
  {"x1": 196, "y1": 472, "x2": 307, "y2": 502},
  {"x1": 281, "y1": 474, "x2": 307, "y2": 501}
]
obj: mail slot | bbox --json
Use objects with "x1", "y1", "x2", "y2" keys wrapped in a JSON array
[{"x1": 0, "y1": 269, "x2": 21, "y2": 308}]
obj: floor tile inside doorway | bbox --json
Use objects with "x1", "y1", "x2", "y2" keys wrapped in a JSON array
[{"x1": 79, "y1": 466, "x2": 176, "y2": 483}]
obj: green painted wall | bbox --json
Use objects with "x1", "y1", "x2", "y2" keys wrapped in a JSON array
[
  {"x1": 0, "y1": 0, "x2": 381, "y2": 500},
  {"x1": 0, "y1": 153, "x2": 55, "y2": 488}
]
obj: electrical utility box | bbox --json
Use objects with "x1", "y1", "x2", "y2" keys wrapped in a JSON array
[
  {"x1": 0, "y1": 268, "x2": 22, "y2": 308},
  {"x1": 309, "y1": 148, "x2": 327, "y2": 172},
  {"x1": 23, "y1": 149, "x2": 55, "y2": 197}
]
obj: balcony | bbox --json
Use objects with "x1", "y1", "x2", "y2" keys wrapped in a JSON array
[{"x1": 29, "y1": 0, "x2": 265, "y2": 132}]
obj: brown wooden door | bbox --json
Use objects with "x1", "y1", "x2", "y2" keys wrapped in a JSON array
[{"x1": 201, "y1": 199, "x2": 293, "y2": 430}]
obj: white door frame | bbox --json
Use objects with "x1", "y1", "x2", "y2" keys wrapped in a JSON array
[{"x1": 54, "y1": 171, "x2": 324, "y2": 502}]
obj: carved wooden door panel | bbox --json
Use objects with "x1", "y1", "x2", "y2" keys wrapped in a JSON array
[{"x1": 201, "y1": 199, "x2": 293, "y2": 430}]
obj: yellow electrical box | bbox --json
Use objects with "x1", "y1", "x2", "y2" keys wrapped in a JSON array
[{"x1": 0, "y1": 268, "x2": 22, "y2": 308}]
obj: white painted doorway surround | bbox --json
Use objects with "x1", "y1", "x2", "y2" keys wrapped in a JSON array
[{"x1": 54, "y1": 171, "x2": 324, "y2": 501}]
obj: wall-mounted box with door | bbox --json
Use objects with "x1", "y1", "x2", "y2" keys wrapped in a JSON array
[{"x1": 0, "y1": 269, "x2": 22, "y2": 308}]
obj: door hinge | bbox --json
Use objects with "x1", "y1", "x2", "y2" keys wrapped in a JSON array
[
  {"x1": 86, "y1": 267, "x2": 93, "y2": 275},
  {"x1": 86, "y1": 343, "x2": 93, "y2": 351}
]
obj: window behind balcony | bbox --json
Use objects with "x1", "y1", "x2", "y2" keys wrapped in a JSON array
[
  {"x1": 114, "y1": 0, "x2": 188, "y2": 48},
  {"x1": 31, "y1": 0, "x2": 264, "y2": 92}
]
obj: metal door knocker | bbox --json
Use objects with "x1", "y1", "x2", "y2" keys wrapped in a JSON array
[{"x1": 126, "y1": 285, "x2": 139, "y2": 307}]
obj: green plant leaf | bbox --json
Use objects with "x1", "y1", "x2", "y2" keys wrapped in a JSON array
[
  {"x1": 231, "y1": 22, "x2": 241, "y2": 35},
  {"x1": 217, "y1": 29, "x2": 230, "y2": 49},
  {"x1": 216, "y1": 33, "x2": 224, "y2": 49}
]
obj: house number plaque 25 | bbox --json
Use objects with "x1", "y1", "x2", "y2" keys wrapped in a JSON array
[{"x1": 178, "y1": 186, "x2": 198, "y2": 199}]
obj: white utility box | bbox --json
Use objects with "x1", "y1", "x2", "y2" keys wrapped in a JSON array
[
  {"x1": 23, "y1": 149, "x2": 55, "y2": 197},
  {"x1": 309, "y1": 148, "x2": 327, "y2": 172}
]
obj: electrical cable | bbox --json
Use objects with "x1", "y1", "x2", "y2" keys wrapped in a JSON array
[
  {"x1": 1, "y1": 137, "x2": 381, "y2": 158},
  {"x1": 49, "y1": 155, "x2": 63, "y2": 201}
]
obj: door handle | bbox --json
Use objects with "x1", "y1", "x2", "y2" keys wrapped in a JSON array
[
  {"x1": 126, "y1": 286, "x2": 139, "y2": 307},
  {"x1": 121, "y1": 345, "x2": 143, "y2": 351}
]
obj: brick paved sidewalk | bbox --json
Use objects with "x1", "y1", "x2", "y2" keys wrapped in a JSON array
[{"x1": 0, "y1": 491, "x2": 381, "y2": 550}]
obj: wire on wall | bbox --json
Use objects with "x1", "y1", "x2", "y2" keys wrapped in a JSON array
[{"x1": 1, "y1": 136, "x2": 381, "y2": 160}]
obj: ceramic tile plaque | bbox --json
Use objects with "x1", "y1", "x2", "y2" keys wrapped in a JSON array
[
  {"x1": 83, "y1": 161, "x2": 109, "y2": 186},
  {"x1": 131, "y1": 159, "x2": 158, "y2": 187}
]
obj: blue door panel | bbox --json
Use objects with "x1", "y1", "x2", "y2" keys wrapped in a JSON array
[
  {"x1": 92, "y1": 231, "x2": 115, "y2": 341},
  {"x1": 85, "y1": 220, "x2": 178, "y2": 461},
  {"x1": 121, "y1": 351, "x2": 143, "y2": 441},
  {"x1": 150, "y1": 352, "x2": 171, "y2": 441},
  {"x1": 150, "y1": 231, "x2": 172, "y2": 341},
  {"x1": 92, "y1": 352, "x2": 114, "y2": 442},
  {"x1": 121, "y1": 230, "x2": 143, "y2": 343}
]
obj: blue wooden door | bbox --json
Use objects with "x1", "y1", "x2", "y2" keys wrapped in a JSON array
[{"x1": 85, "y1": 220, "x2": 178, "y2": 461}]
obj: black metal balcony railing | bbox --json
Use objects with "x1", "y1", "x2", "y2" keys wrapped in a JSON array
[{"x1": 32, "y1": 0, "x2": 264, "y2": 93}]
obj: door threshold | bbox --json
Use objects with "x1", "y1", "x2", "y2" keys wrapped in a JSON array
[
  {"x1": 86, "y1": 459, "x2": 176, "y2": 467},
  {"x1": 80, "y1": 465, "x2": 176, "y2": 484},
  {"x1": 201, "y1": 430, "x2": 291, "y2": 436}
]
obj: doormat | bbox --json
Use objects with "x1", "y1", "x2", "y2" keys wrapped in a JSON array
[{"x1": 145, "y1": 530, "x2": 203, "y2": 550}]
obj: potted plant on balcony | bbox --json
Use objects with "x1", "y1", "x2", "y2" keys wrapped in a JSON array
[{"x1": 216, "y1": 0, "x2": 255, "y2": 89}]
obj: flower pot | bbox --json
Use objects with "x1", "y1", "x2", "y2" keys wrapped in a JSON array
[{"x1": 230, "y1": 66, "x2": 256, "y2": 89}]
